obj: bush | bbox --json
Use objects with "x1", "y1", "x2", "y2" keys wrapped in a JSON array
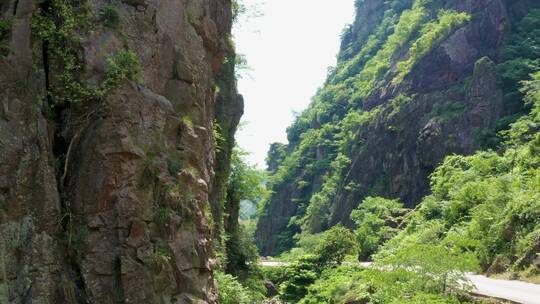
[
  {"x1": 278, "y1": 255, "x2": 319, "y2": 303},
  {"x1": 216, "y1": 272, "x2": 252, "y2": 304},
  {"x1": 0, "y1": 18, "x2": 11, "y2": 57},
  {"x1": 378, "y1": 243, "x2": 479, "y2": 293},
  {"x1": 103, "y1": 49, "x2": 142, "y2": 89},
  {"x1": 299, "y1": 266, "x2": 370, "y2": 304},
  {"x1": 352, "y1": 197, "x2": 406, "y2": 260},
  {"x1": 292, "y1": 243, "x2": 478, "y2": 304},
  {"x1": 314, "y1": 225, "x2": 357, "y2": 267},
  {"x1": 99, "y1": 5, "x2": 120, "y2": 29}
]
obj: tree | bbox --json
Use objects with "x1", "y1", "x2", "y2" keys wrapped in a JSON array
[
  {"x1": 351, "y1": 197, "x2": 406, "y2": 260},
  {"x1": 377, "y1": 243, "x2": 479, "y2": 294},
  {"x1": 216, "y1": 271, "x2": 252, "y2": 304},
  {"x1": 225, "y1": 147, "x2": 267, "y2": 275},
  {"x1": 314, "y1": 225, "x2": 358, "y2": 267},
  {"x1": 279, "y1": 255, "x2": 319, "y2": 303}
]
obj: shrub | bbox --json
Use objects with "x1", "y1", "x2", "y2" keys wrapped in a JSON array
[
  {"x1": 394, "y1": 10, "x2": 471, "y2": 83},
  {"x1": 99, "y1": 5, "x2": 120, "y2": 29},
  {"x1": 299, "y1": 266, "x2": 370, "y2": 304},
  {"x1": 352, "y1": 197, "x2": 406, "y2": 260},
  {"x1": 314, "y1": 225, "x2": 357, "y2": 267},
  {"x1": 278, "y1": 255, "x2": 319, "y2": 303},
  {"x1": 378, "y1": 243, "x2": 479, "y2": 293},
  {"x1": 215, "y1": 272, "x2": 252, "y2": 304},
  {"x1": 430, "y1": 101, "x2": 467, "y2": 122},
  {"x1": 102, "y1": 49, "x2": 142, "y2": 90},
  {"x1": 0, "y1": 18, "x2": 11, "y2": 57}
]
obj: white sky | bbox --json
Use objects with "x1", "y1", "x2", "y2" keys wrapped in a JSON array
[{"x1": 233, "y1": 0, "x2": 355, "y2": 168}]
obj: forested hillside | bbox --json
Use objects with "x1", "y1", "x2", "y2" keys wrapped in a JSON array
[
  {"x1": 256, "y1": 0, "x2": 540, "y2": 256},
  {"x1": 256, "y1": 71, "x2": 540, "y2": 303}
]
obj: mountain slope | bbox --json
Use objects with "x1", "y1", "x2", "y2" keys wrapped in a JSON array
[{"x1": 256, "y1": 0, "x2": 540, "y2": 256}]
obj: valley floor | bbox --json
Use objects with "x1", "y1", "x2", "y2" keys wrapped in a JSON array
[{"x1": 260, "y1": 260, "x2": 540, "y2": 304}]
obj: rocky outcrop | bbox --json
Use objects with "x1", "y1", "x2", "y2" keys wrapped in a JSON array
[
  {"x1": 331, "y1": 56, "x2": 504, "y2": 227},
  {"x1": 0, "y1": 0, "x2": 237, "y2": 302}
]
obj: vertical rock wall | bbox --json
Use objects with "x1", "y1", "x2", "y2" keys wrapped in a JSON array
[
  {"x1": 209, "y1": 52, "x2": 244, "y2": 249},
  {"x1": 0, "y1": 0, "x2": 237, "y2": 303}
]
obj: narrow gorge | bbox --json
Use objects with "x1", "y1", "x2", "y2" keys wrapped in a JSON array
[{"x1": 1, "y1": 0, "x2": 539, "y2": 303}]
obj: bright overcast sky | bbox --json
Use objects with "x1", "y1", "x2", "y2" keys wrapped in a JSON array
[{"x1": 233, "y1": 0, "x2": 355, "y2": 168}]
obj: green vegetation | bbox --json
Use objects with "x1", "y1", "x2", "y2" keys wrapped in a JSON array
[
  {"x1": 394, "y1": 10, "x2": 471, "y2": 84},
  {"x1": 145, "y1": 245, "x2": 172, "y2": 272},
  {"x1": 166, "y1": 157, "x2": 182, "y2": 176},
  {"x1": 257, "y1": 0, "x2": 477, "y2": 254},
  {"x1": 384, "y1": 72, "x2": 540, "y2": 276},
  {"x1": 224, "y1": 148, "x2": 267, "y2": 271},
  {"x1": 32, "y1": 0, "x2": 92, "y2": 106},
  {"x1": 0, "y1": 18, "x2": 12, "y2": 57},
  {"x1": 430, "y1": 100, "x2": 467, "y2": 122},
  {"x1": 299, "y1": 266, "x2": 369, "y2": 304},
  {"x1": 99, "y1": 4, "x2": 120, "y2": 29},
  {"x1": 232, "y1": 0, "x2": 247, "y2": 23},
  {"x1": 224, "y1": 2, "x2": 540, "y2": 303},
  {"x1": 351, "y1": 197, "x2": 406, "y2": 260},
  {"x1": 102, "y1": 49, "x2": 142, "y2": 90},
  {"x1": 350, "y1": 2, "x2": 428, "y2": 100},
  {"x1": 32, "y1": 0, "x2": 140, "y2": 109},
  {"x1": 215, "y1": 249, "x2": 265, "y2": 300},
  {"x1": 258, "y1": 0, "x2": 540, "y2": 263},
  {"x1": 216, "y1": 271, "x2": 255, "y2": 304},
  {"x1": 269, "y1": 221, "x2": 479, "y2": 303},
  {"x1": 216, "y1": 148, "x2": 268, "y2": 303},
  {"x1": 256, "y1": 71, "x2": 540, "y2": 304},
  {"x1": 213, "y1": 120, "x2": 226, "y2": 153},
  {"x1": 228, "y1": 148, "x2": 267, "y2": 214},
  {"x1": 181, "y1": 115, "x2": 194, "y2": 129},
  {"x1": 274, "y1": 227, "x2": 357, "y2": 302},
  {"x1": 479, "y1": 9, "x2": 540, "y2": 148},
  {"x1": 312, "y1": 225, "x2": 357, "y2": 268}
]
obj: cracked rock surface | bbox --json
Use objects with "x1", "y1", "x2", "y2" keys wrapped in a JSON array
[{"x1": 0, "y1": 0, "x2": 237, "y2": 302}]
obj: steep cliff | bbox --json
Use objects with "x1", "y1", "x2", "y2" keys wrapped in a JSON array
[
  {"x1": 0, "y1": 0, "x2": 239, "y2": 302},
  {"x1": 210, "y1": 52, "x2": 244, "y2": 250},
  {"x1": 256, "y1": 0, "x2": 540, "y2": 256}
]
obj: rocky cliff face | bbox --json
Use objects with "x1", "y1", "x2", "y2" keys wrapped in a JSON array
[
  {"x1": 256, "y1": 0, "x2": 540, "y2": 256},
  {"x1": 0, "y1": 0, "x2": 238, "y2": 302},
  {"x1": 209, "y1": 53, "x2": 244, "y2": 250}
]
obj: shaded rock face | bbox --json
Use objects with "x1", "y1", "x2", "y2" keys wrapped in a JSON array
[
  {"x1": 0, "y1": 0, "x2": 237, "y2": 303},
  {"x1": 256, "y1": 170, "x2": 323, "y2": 256},
  {"x1": 256, "y1": 0, "x2": 535, "y2": 256},
  {"x1": 209, "y1": 53, "x2": 244, "y2": 248}
]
